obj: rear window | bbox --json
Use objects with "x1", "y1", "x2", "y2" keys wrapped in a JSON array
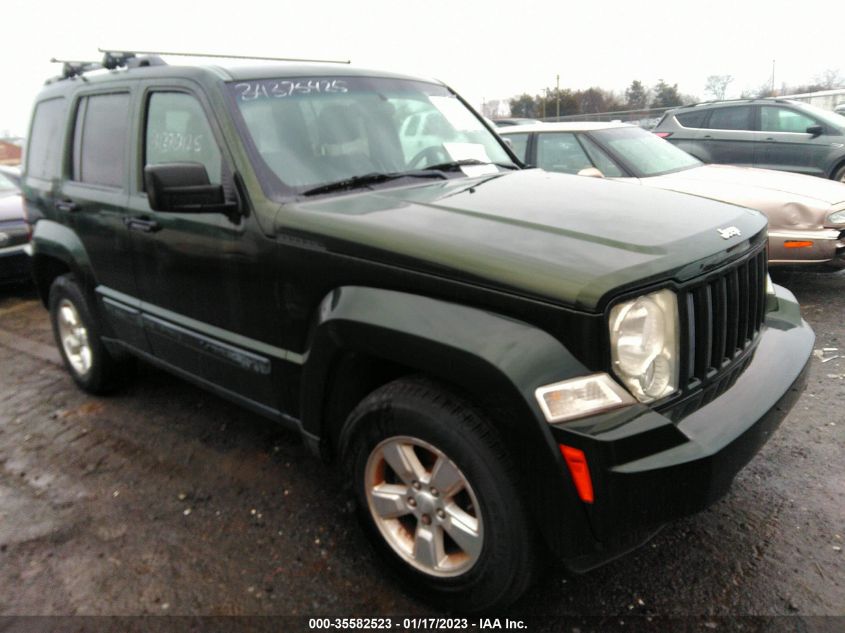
[
  {"x1": 704, "y1": 106, "x2": 752, "y2": 131},
  {"x1": 675, "y1": 110, "x2": 708, "y2": 128},
  {"x1": 72, "y1": 93, "x2": 130, "y2": 188},
  {"x1": 26, "y1": 98, "x2": 67, "y2": 180}
]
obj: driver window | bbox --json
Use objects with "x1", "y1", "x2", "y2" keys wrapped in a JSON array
[
  {"x1": 145, "y1": 92, "x2": 222, "y2": 185},
  {"x1": 536, "y1": 133, "x2": 592, "y2": 174},
  {"x1": 760, "y1": 107, "x2": 818, "y2": 133}
]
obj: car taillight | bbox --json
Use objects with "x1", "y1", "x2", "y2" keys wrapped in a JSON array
[{"x1": 653, "y1": 132, "x2": 673, "y2": 138}]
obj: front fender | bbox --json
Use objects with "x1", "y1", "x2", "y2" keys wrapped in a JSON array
[{"x1": 301, "y1": 286, "x2": 601, "y2": 558}]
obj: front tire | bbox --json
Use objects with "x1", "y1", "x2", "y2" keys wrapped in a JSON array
[
  {"x1": 832, "y1": 164, "x2": 845, "y2": 183},
  {"x1": 339, "y1": 377, "x2": 539, "y2": 612},
  {"x1": 49, "y1": 274, "x2": 133, "y2": 394}
]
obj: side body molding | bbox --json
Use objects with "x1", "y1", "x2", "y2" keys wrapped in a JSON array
[{"x1": 300, "y1": 286, "x2": 600, "y2": 558}]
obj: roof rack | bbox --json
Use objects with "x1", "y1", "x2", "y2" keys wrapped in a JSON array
[
  {"x1": 98, "y1": 48, "x2": 351, "y2": 65},
  {"x1": 47, "y1": 51, "x2": 166, "y2": 83},
  {"x1": 688, "y1": 96, "x2": 793, "y2": 108}
]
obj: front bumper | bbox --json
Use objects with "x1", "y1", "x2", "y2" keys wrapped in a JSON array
[
  {"x1": 0, "y1": 242, "x2": 32, "y2": 285},
  {"x1": 551, "y1": 284, "x2": 813, "y2": 570},
  {"x1": 768, "y1": 228, "x2": 845, "y2": 267}
]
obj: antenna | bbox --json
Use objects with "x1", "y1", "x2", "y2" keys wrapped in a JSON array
[{"x1": 98, "y1": 48, "x2": 350, "y2": 65}]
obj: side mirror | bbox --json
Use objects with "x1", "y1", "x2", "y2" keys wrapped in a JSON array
[
  {"x1": 144, "y1": 163, "x2": 232, "y2": 213},
  {"x1": 806, "y1": 125, "x2": 824, "y2": 137},
  {"x1": 502, "y1": 138, "x2": 514, "y2": 149},
  {"x1": 577, "y1": 167, "x2": 605, "y2": 178}
]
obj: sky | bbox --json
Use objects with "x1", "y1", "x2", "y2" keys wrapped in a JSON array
[{"x1": 3, "y1": 0, "x2": 844, "y2": 136}]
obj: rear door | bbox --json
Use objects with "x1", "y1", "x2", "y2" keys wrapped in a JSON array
[
  {"x1": 697, "y1": 105, "x2": 757, "y2": 166},
  {"x1": 60, "y1": 89, "x2": 148, "y2": 351},
  {"x1": 754, "y1": 105, "x2": 830, "y2": 176}
]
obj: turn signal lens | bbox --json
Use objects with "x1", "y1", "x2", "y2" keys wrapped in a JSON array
[
  {"x1": 559, "y1": 445, "x2": 594, "y2": 503},
  {"x1": 653, "y1": 132, "x2": 673, "y2": 138},
  {"x1": 535, "y1": 373, "x2": 635, "y2": 423},
  {"x1": 784, "y1": 241, "x2": 813, "y2": 249}
]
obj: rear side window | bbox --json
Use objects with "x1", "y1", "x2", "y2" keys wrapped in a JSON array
[
  {"x1": 145, "y1": 92, "x2": 222, "y2": 184},
  {"x1": 675, "y1": 110, "x2": 708, "y2": 128},
  {"x1": 73, "y1": 93, "x2": 130, "y2": 187},
  {"x1": 26, "y1": 98, "x2": 67, "y2": 179},
  {"x1": 505, "y1": 132, "x2": 529, "y2": 162},
  {"x1": 704, "y1": 106, "x2": 752, "y2": 131}
]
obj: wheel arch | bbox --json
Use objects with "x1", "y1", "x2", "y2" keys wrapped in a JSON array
[
  {"x1": 31, "y1": 219, "x2": 96, "y2": 306},
  {"x1": 300, "y1": 285, "x2": 600, "y2": 558}
]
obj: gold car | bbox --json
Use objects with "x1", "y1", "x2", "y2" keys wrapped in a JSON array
[{"x1": 499, "y1": 122, "x2": 845, "y2": 268}]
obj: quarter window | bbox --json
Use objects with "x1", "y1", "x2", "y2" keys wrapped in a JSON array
[
  {"x1": 760, "y1": 106, "x2": 818, "y2": 133},
  {"x1": 675, "y1": 110, "x2": 708, "y2": 128},
  {"x1": 73, "y1": 93, "x2": 130, "y2": 187},
  {"x1": 145, "y1": 92, "x2": 222, "y2": 185},
  {"x1": 705, "y1": 106, "x2": 752, "y2": 131},
  {"x1": 26, "y1": 98, "x2": 67, "y2": 180}
]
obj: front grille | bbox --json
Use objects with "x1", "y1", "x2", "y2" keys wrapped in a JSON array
[{"x1": 679, "y1": 247, "x2": 768, "y2": 391}]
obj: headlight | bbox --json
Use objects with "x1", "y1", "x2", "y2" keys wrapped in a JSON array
[
  {"x1": 828, "y1": 209, "x2": 845, "y2": 224},
  {"x1": 609, "y1": 288, "x2": 679, "y2": 403}
]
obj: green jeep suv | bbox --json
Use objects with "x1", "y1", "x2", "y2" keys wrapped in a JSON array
[{"x1": 22, "y1": 52, "x2": 813, "y2": 610}]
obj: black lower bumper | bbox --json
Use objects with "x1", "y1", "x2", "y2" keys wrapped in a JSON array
[{"x1": 551, "y1": 284, "x2": 814, "y2": 570}]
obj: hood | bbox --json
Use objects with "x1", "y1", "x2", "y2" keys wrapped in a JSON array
[
  {"x1": 280, "y1": 170, "x2": 766, "y2": 311},
  {"x1": 645, "y1": 164, "x2": 845, "y2": 208},
  {"x1": 0, "y1": 192, "x2": 24, "y2": 224}
]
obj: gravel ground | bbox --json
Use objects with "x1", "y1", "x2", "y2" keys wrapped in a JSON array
[{"x1": 0, "y1": 272, "x2": 842, "y2": 629}]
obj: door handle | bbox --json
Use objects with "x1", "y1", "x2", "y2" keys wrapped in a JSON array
[
  {"x1": 702, "y1": 135, "x2": 712, "y2": 139},
  {"x1": 55, "y1": 199, "x2": 80, "y2": 213},
  {"x1": 124, "y1": 216, "x2": 162, "y2": 233}
]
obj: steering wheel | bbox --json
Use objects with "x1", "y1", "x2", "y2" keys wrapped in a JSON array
[{"x1": 408, "y1": 145, "x2": 450, "y2": 170}]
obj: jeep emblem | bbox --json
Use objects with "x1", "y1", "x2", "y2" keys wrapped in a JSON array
[{"x1": 717, "y1": 226, "x2": 741, "y2": 240}]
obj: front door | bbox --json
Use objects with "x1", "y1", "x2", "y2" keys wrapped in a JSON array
[
  {"x1": 126, "y1": 84, "x2": 281, "y2": 411},
  {"x1": 754, "y1": 105, "x2": 830, "y2": 176}
]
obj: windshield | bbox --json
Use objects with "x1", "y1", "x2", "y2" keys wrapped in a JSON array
[
  {"x1": 592, "y1": 127, "x2": 701, "y2": 177},
  {"x1": 227, "y1": 76, "x2": 513, "y2": 197}
]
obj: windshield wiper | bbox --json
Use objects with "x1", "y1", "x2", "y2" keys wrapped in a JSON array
[
  {"x1": 421, "y1": 159, "x2": 519, "y2": 172},
  {"x1": 301, "y1": 171, "x2": 447, "y2": 197}
]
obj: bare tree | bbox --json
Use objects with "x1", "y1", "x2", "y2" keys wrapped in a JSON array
[
  {"x1": 704, "y1": 75, "x2": 734, "y2": 100},
  {"x1": 814, "y1": 68, "x2": 844, "y2": 90}
]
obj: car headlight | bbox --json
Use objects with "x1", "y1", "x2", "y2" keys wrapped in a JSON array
[
  {"x1": 609, "y1": 288, "x2": 679, "y2": 403},
  {"x1": 828, "y1": 209, "x2": 845, "y2": 224}
]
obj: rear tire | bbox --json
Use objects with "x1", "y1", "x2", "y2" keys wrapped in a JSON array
[
  {"x1": 339, "y1": 377, "x2": 539, "y2": 612},
  {"x1": 48, "y1": 273, "x2": 134, "y2": 394},
  {"x1": 832, "y1": 164, "x2": 845, "y2": 183}
]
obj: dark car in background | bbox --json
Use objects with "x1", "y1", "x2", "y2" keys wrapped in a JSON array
[
  {"x1": 653, "y1": 99, "x2": 845, "y2": 182},
  {"x1": 0, "y1": 170, "x2": 31, "y2": 286}
]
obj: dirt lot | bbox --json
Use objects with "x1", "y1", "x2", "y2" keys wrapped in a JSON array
[{"x1": 0, "y1": 271, "x2": 843, "y2": 629}]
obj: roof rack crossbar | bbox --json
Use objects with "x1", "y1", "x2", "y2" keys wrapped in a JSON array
[{"x1": 97, "y1": 48, "x2": 351, "y2": 65}]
